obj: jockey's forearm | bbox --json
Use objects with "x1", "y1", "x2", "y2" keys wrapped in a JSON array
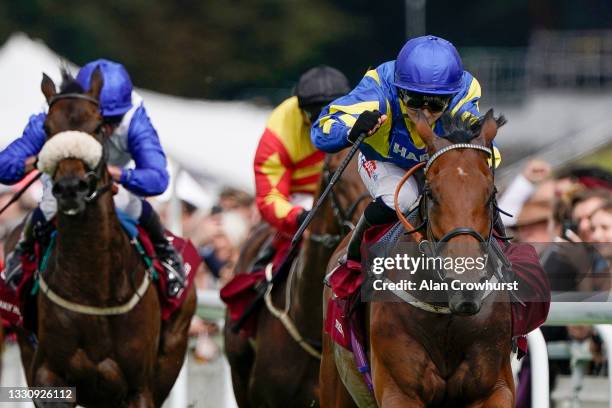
[{"x1": 120, "y1": 167, "x2": 169, "y2": 196}]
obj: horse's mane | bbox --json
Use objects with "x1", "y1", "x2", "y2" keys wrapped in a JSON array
[
  {"x1": 58, "y1": 68, "x2": 85, "y2": 94},
  {"x1": 438, "y1": 110, "x2": 506, "y2": 144}
]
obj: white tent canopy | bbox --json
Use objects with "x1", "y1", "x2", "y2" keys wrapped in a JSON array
[
  {"x1": 0, "y1": 33, "x2": 270, "y2": 193},
  {"x1": 4, "y1": 32, "x2": 612, "y2": 197}
]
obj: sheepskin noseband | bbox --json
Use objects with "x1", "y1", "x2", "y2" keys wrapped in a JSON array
[{"x1": 37, "y1": 131, "x2": 103, "y2": 175}]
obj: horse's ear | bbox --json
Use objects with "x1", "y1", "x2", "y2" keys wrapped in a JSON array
[
  {"x1": 476, "y1": 109, "x2": 506, "y2": 146},
  {"x1": 41, "y1": 73, "x2": 56, "y2": 103},
  {"x1": 414, "y1": 110, "x2": 449, "y2": 153},
  {"x1": 87, "y1": 67, "x2": 104, "y2": 100}
]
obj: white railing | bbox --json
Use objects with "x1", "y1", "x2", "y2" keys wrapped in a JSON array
[
  {"x1": 528, "y1": 329, "x2": 550, "y2": 408},
  {"x1": 529, "y1": 302, "x2": 612, "y2": 408},
  {"x1": 164, "y1": 288, "x2": 233, "y2": 408},
  {"x1": 186, "y1": 299, "x2": 612, "y2": 408},
  {"x1": 595, "y1": 325, "x2": 612, "y2": 407}
]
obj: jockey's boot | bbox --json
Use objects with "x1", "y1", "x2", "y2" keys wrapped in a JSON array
[
  {"x1": 346, "y1": 214, "x2": 372, "y2": 263},
  {"x1": 334, "y1": 199, "x2": 397, "y2": 273},
  {"x1": 141, "y1": 208, "x2": 185, "y2": 297},
  {"x1": 2, "y1": 207, "x2": 47, "y2": 290},
  {"x1": 324, "y1": 214, "x2": 372, "y2": 288}
]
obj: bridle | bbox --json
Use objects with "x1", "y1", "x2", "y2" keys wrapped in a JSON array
[
  {"x1": 422, "y1": 144, "x2": 497, "y2": 250},
  {"x1": 48, "y1": 93, "x2": 100, "y2": 108},
  {"x1": 46, "y1": 93, "x2": 113, "y2": 205},
  {"x1": 310, "y1": 155, "x2": 370, "y2": 248},
  {"x1": 396, "y1": 143, "x2": 513, "y2": 282}
]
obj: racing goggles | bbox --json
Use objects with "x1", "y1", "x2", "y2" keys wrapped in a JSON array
[{"x1": 398, "y1": 89, "x2": 452, "y2": 113}]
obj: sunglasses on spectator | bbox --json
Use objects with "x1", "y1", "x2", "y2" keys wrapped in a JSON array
[{"x1": 398, "y1": 89, "x2": 452, "y2": 113}]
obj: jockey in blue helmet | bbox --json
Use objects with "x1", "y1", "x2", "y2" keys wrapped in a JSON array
[
  {"x1": 311, "y1": 35, "x2": 500, "y2": 269},
  {"x1": 0, "y1": 59, "x2": 185, "y2": 297}
]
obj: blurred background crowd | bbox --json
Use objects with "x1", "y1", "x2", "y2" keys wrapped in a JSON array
[
  {"x1": 1, "y1": 0, "x2": 612, "y2": 406},
  {"x1": 498, "y1": 160, "x2": 612, "y2": 406}
]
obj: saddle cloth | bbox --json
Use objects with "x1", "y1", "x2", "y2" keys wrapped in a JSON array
[
  {"x1": 220, "y1": 235, "x2": 291, "y2": 338},
  {"x1": 325, "y1": 221, "x2": 551, "y2": 358},
  {"x1": 0, "y1": 219, "x2": 199, "y2": 332}
]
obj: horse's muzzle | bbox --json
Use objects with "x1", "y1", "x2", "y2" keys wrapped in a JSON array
[
  {"x1": 52, "y1": 176, "x2": 90, "y2": 215},
  {"x1": 447, "y1": 281, "x2": 483, "y2": 316},
  {"x1": 450, "y1": 299, "x2": 481, "y2": 316}
]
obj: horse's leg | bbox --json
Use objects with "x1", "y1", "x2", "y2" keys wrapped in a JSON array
[
  {"x1": 152, "y1": 284, "x2": 197, "y2": 407},
  {"x1": 370, "y1": 366, "x2": 426, "y2": 408},
  {"x1": 16, "y1": 330, "x2": 36, "y2": 385},
  {"x1": 224, "y1": 317, "x2": 255, "y2": 408},
  {"x1": 370, "y1": 304, "x2": 441, "y2": 408},
  {"x1": 128, "y1": 390, "x2": 155, "y2": 408},
  {"x1": 127, "y1": 390, "x2": 155, "y2": 408},
  {"x1": 320, "y1": 332, "x2": 358, "y2": 408},
  {"x1": 468, "y1": 362, "x2": 515, "y2": 408},
  {"x1": 320, "y1": 286, "x2": 358, "y2": 408},
  {"x1": 31, "y1": 361, "x2": 75, "y2": 408}
]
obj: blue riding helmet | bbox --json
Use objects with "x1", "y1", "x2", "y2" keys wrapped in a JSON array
[
  {"x1": 76, "y1": 59, "x2": 134, "y2": 117},
  {"x1": 393, "y1": 35, "x2": 464, "y2": 95}
]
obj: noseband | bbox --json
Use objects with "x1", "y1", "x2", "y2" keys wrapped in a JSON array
[
  {"x1": 46, "y1": 93, "x2": 112, "y2": 205},
  {"x1": 405, "y1": 144, "x2": 513, "y2": 283},
  {"x1": 422, "y1": 143, "x2": 496, "y2": 249}
]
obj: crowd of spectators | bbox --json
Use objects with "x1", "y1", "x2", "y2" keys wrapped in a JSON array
[
  {"x1": 153, "y1": 187, "x2": 259, "y2": 361},
  {"x1": 1, "y1": 160, "x2": 611, "y2": 397},
  {"x1": 498, "y1": 160, "x2": 612, "y2": 406}
]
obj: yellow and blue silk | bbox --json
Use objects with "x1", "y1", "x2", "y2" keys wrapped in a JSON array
[{"x1": 311, "y1": 61, "x2": 500, "y2": 169}]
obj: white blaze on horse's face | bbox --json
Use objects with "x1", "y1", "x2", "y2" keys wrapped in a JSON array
[
  {"x1": 37, "y1": 131, "x2": 103, "y2": 176},
  {"x1": 456, "y1": 167, "x2": 468, "y2": 177}
]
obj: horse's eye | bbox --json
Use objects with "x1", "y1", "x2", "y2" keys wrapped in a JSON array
[{"x1": 425, "y1": 187, "x2": 438, "y2": 204}]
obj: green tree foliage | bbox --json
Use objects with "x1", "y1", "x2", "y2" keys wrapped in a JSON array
[
  {"x1": 0, "y1": 0, "x2": 368, "y2": 101},
  {"x1": 3, "y1": 0, "x2": 605, "y2": 101}
]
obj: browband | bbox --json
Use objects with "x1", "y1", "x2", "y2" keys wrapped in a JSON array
[{"x1": 48, "y1": 93, "x2": 99, "y2": 107}]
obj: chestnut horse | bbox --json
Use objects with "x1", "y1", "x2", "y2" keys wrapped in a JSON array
[
  {"x1": 10, "y1": 70, "x2": 196, "y2": 407},
  {"x1": 321, "y1": 111, "x2": 515, "y2": 407},
  {"x1": 225, "y1": 149, "x2": 369, "y2": 407}
]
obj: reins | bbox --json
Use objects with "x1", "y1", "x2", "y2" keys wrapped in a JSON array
[
  {"x1": 389, "y1": 142, "x2": 520, "y2": 312},
  {"x1": 393, "y1": 162, "x2": 426, "y2": 242}
]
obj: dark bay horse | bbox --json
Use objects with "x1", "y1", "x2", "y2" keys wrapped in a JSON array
[
  {"x1": 321, "y1": 111, "x2": 515, "y2": 407},
  {"x1": 224, "y1": 149, "x2": 370, "y2": 407},
  {"x1": 11, "y1": 70, "x2": 196, "y2": 407}
]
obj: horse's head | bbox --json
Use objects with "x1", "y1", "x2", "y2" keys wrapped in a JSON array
[
  {"x1": 37, "y1": 68, "x2": 109, "y2": 216},
  {"x1": 414, "y1": 110, "x2": 505, "y2": 315}
]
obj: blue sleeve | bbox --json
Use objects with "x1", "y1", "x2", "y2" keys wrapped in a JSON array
[
  {"x1": 0, "y1": 113, "x2": 47, "y2": 184},
  {"x1": 311, "y1": 71, "x2": 387, "y2": 153},
  {"x1": 449, "y1": 73, "x2": 481, "y2": 120},
  {"x1": 120, "y1": 105, "x2": 169, "y2": 196}
]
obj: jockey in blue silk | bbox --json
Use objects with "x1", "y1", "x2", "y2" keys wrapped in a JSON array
[
  {"x1": 0, "y1": 59, "x2": 185, "y2": 297},
  {"x1": 311, "y1": 35, "x2": 501, "y2": 269}
]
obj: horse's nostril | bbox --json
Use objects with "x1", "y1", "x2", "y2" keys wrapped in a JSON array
[
  {"x1": 77, "y1": 180, "x2": 89, "y2": 193},
  {"x1": 458, "y1": 301, "x2": 479, "y2": 315},
  {"x1": 52, "y1": 184, "x2": 64, "y2": 196}
]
